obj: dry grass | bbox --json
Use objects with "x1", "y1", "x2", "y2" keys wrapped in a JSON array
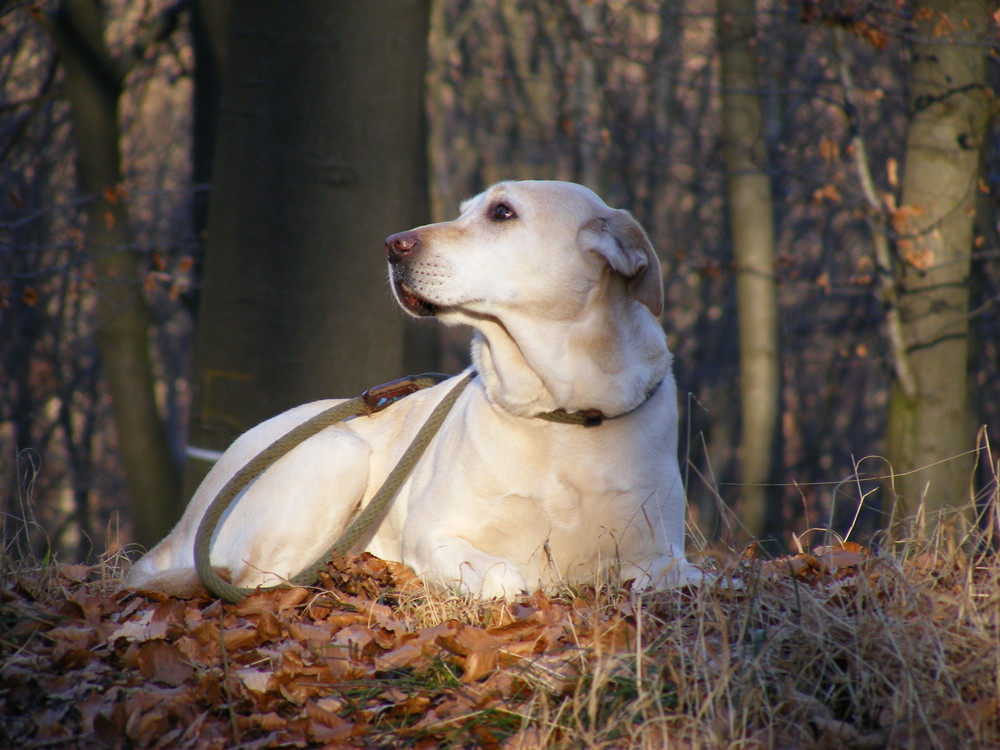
[
  {"x1": 380, "y1": 499, "x2": 1000, "y2": 748},
  {"x1": 3, "y1": 485, "x2": 1000, "y2": 748}
]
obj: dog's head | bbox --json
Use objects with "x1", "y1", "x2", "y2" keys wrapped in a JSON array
[
  {"x1": 385, "y1": 180, "x2": 669, "y2": 416},
  {"x1": 384, "y1": 180, "x2": 663, "y2": 324}
]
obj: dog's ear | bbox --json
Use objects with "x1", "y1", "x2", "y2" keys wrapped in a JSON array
[{"x1": 580, "y1": 210, "x2": 663, "y2": 316}]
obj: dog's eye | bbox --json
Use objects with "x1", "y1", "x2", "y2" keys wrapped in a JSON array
[{"x1": 490, "y1": 202, "x2": 516, "y2": 221}]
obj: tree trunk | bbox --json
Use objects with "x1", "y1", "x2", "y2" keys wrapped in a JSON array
[
  {"x1": 186, "y1": 0, "x2": 229, "y2": 314},
  {"x1": 50, "y1": 0, "x2": 181, "y2": 548},
  {"x1": 717, "y1": 0, "x2": 783, "y2": 542},
  {"x1": 885, "y1": 0, "x2": 991, "y2": 527},
  {"x1": 182, "y1": 1, "x2": 433, "y2": 498}
]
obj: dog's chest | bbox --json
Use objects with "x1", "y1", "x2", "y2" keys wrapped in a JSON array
[{"x1": 425, "y1": 413, "x2": 662, "y2": 524}]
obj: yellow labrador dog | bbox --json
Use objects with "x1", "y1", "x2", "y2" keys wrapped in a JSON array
[{"x1": 127, "y1": 180, "x2": 703, "y2": 598}]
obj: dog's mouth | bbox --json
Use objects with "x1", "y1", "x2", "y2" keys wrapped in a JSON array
[{"x1": 392, "y1": 278, "x2": 438, "y2": 317}]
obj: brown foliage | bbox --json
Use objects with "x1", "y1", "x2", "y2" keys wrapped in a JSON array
[
  {"x1": 1, "y1": 553, "x2": 631, "y2": 747},
  {"x1": 4, "y1": 544, "x2": 1000, "y2": 748}
]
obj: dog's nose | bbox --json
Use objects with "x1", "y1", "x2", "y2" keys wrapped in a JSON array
[{"x1": 385, "y1": 231, "x2": 420, "y2": 264}]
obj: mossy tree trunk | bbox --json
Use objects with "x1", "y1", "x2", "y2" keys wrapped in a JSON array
[
  {"x1": 885, "y1": 0, "x2": 992, "y2": 528},
  {"x1": 49, "y1": 0, "x2": 182, "y2": 548}
]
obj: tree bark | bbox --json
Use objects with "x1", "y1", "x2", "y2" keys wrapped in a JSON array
[
  {"x1": 186, "y1": 0, "x2": 229, "y2": 314},
  {"x1": 182, "y1": 1, "x2": 433, "y2": 498},
  {"x1": 49, "y1": 0, "x2": 181, "y2": 548},
  {"x1": 885, "y1": 0, "x2": 991, "y2": 527},
  {"x1": 717, "y1": 0, "x2": 783, "y2": 542}
]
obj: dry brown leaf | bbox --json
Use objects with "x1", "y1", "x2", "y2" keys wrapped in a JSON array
[
  {"x1": 375, "y1": 641, "x2": 432, "y2": 671},
  {"x1": 135, "y1": 640, "x2": 195, "y2": 686},
  {"x1": 304, "y1": 697, "x2": 354, "y2": 741},
  {"x1": 814, "y1": 543, "x2": 867, "y2": 577},
  {"x1": 49, "y1": 636, "x2": 99, "y2": 675},
  {"x1": 330, "y1": 622, "x2": 378, "y2": 655},
  {"x1": 460, "y1": 644, "x2": 500, "y2": 682},
  {"x1": 487, "y1": 617, "x2": 545, "y2": 641},
  {"x1": 219, "y1": 626, "x2": 259, "y2": 651},
  {"x1": 436, "y1": 623, "x2": 506, "y2": 657},
  {"x1": 256, "y1": 711, "x2": 288, "y2": 731},
  {"x1": 286, "y1": 620, "x2": 336, "y2": 645},
  {"x1": 254, "y1": 608, "x2": 283, "y2": 641},
  {"x1": 236, "y1": 667, "x2": 272, "y2": 693},
  {"x1": 109, "y1": 608, "x2": 170, "y2": 642},
  {"x1": 235, "y1": 586, "x2": 310, "y2": 616}
]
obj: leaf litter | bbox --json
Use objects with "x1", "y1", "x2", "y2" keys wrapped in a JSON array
[{"x1": 2, "y1": 543, "x2": 999, "y2": 748}]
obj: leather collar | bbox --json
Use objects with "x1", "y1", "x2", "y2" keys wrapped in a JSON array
[{"x1": 534, "y1": 378, "x2": 664, "y2": 428}]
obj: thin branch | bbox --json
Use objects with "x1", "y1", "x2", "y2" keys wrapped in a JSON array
[
  {"x1": 834, "y1": 27, "x2": 918, "y2": 400},
  {"x1": 0, "y1": 57, "x2": 58, "y2": 165}
]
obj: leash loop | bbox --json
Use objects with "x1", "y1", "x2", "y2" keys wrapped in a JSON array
[{"x1": 194, "y1": 372, "x2": 468, "y2": 603}]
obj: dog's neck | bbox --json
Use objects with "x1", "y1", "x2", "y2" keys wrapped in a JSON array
[{"x1": 467, "y1": 297, "x2": 670, "y2": 421}]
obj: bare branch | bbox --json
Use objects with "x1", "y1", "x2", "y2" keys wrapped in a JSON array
[{"x1": 834, "y1": 27, "x2": 918, "y2": 400}]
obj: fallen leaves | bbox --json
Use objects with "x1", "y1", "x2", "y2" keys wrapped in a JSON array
[
  {"x1": 0, "y1": 553, "x2": 636, "y2": 748},
  {"x1": 770, "y1": 541, "x2": 868, "y2": 584},
  {"x1": 4, "y1": 544, "x2": 999, "y2": 748}
]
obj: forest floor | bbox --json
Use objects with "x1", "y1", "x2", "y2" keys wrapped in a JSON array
[{"x1": 2, "y1": 528, "x2": 999, "y2": 749}]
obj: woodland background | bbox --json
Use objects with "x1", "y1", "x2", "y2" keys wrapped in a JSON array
[{"x1": 1, "y1": 0, "x2": 999, "y2": 565}]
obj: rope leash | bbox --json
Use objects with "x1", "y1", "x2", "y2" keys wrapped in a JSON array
[{"x1": 194, "y1": 372, "x2": 473, "y2": 603}]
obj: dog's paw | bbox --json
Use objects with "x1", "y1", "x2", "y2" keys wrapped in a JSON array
[
  {"x1": 420, "y1": 538, "x2": 529, "y2": 599},
  {"x1": 621, "y1": 557, "x2": 710, "y2": 591},
  {"x1": 460, "y1": 560, "x2": 529, "y2": 599}
]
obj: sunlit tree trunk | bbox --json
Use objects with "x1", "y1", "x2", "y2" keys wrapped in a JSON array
[
  {"x1": 717, "y1": 0, "x2": 783, "y2": 542},
  {"x1": 182, "y1": 1, "x2": 433, "y2": 499},
  {"x1": 49, "y1": 0, "x2": 181, "y2": 548},
  {"x1": 885, "y1": 0, "x2": 991, "y2": 528}
]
